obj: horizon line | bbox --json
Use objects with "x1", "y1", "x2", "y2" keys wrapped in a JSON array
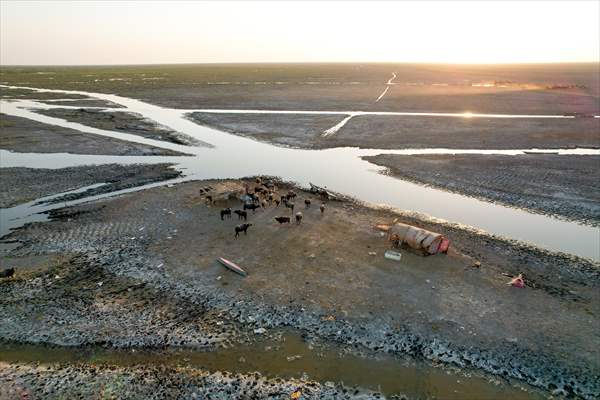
[{"x1": 1, "y1": 60, "x2": 600, "y2": 68}]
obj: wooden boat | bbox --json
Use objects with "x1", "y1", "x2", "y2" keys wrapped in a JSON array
[{"x1": 217, "y1": 257, "x2": 247, "y2": 277}]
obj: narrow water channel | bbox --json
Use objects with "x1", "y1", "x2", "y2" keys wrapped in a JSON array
[
  {"x1": 1, "y1": 85, "x2": 598, "y2": 260},
  {"x1": 0, "y1": 332, "x2": 544, "y2": 399}
]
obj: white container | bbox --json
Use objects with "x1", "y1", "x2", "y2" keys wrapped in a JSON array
[{"x1": 384, "y1": 250, "x2": 402, "y2": 261}]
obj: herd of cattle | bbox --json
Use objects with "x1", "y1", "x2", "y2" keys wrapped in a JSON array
[{"x1": 200, "y1": 179, "x2": 326, "y2": 238}]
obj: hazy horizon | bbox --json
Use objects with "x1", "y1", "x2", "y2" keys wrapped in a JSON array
[{"x1": 2, "y1": 1, "x2": 599, "y2": 66}]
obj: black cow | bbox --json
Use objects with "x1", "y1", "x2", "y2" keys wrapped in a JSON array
[
  {"x1": 234, "y1": 210, "x2": 248, "y2": 220},
  {"x1": 274, "y1": 216, "x2": 291, "y2": 224},
  {"x1": 235, "y1": 223, "x2": 252, "y2": 237},
  {"x1": 220, "y1": 208, "x2": 232, "y2": 220},
  {"x1": 243, "y1": 203, "x2": 261, "y2": 213},
  {"x1": 295, "y1": 212, "x2": 303, "y2": 224},
  {"x1": 304, "y1": 199, "x2": 311, "y2": 208}
]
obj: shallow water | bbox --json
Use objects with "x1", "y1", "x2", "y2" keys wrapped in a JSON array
[
  {"x1": 0, "y1": 85, "x2": 599, "y2": 260},
  {"x1": 0, "y1": 332, "x2": 543, "y2": 399}
]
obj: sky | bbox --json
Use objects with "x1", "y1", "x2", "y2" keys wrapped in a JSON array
[{"x1": 1, "y1": 1, "x2": 599, "y2": 65}]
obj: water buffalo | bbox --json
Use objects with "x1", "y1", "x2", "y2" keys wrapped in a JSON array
[
  {"x1": 243, "y1": 203, "x2": 261, "y2": 213},
  {"x1": 234, "y1": 210, "x2": 247, "y2": 220},
  {"x1": 235, "y1": 223, "x2": 253, "y2": 237},
  {"x1": 274, "y1": 216, "x2": 291, "y2": 224},
  {"x1": 220, "y1": 208, "x2": 232, "y2": 220}
]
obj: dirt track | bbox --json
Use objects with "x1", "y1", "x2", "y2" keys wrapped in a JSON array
[{"x1": 2, "y1": 179, "x2": 598, "y2": 398}]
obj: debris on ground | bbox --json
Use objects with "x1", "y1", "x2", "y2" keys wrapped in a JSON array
[
  {"x1": 388, "y1": 223, "x2": 449, "y2": 255},
  {"x1": 507, "y1": 274, "x2": 525, "y2": 288},
  {"x1": 254, "y1": 328, "x2": 267, "y2": 334},
  {"x1": 374, "y1": 224, "x2": 391, "y2": 232},
  {"x1": 286, "y1": 355, "x2": 302, "y2": 362},
  {"x1": 384, "y1": 250, "x2": 402, "y2": 261},
  {"x1": 291, "y1": 389, "x2": 302, "y2": 399}
]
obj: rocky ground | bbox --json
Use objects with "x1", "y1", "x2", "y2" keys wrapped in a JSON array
[
  {"x1": 0, "y1": 362, "x2": 385, "y2": 400},
  {"x1": 1, "y1": 179, "x2": 598, "y2": 398},
  {"x1": 34, "y1": 108, "x2": 201, "y2": 146},
  {"x1": 0, "y1": 113, "x2": 183, "y2": 156},
  {"x1": 0, "y1": 163, "x2": 180, "y2": 208},
  {"x1": 363, "y1": 154, "x2": 600, "y2": 226}
]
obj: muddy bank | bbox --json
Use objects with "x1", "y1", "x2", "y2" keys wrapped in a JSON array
[
  {"x1": 0, "y1": 163, "x2": 181, "y2": 208},
  {"x1": 2, "y1": 178, "x2": 598, "y2": 398},
  {"x1": 188, "y1": 112, "x2": 600, "y2": 150},
  {"x1": 0, "y1": 362, "x2": 384, "y2": 400},
  {"x1": 337, "y1": 115, "x2": 600, "y2": 150},
  {"x1": 364, "y1": 154, "x2": 600, "y2": 226},
  {"x1": 37, "y1": 98, "x2": 125, "y2": 108},
  {"x1": 34, "y1": 108, "x2": 201, "y2": 146},
  {"x1": 0, "y1": 113, "x2": 182, "y2": 156},
  {"x1": 1, "y1": 86, "x2": 89, "y2": 100},
  {"x1": 188, "y1": 112, "x2": 345, "y2": 148}
]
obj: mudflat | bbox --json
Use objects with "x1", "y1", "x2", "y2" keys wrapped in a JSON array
[
  {"x1": 364, "y1": 154, "x2": 600, "y2": 226},
  {"x1": 0, "y1": 164, "x2": 181, "y2": 208},
  {"x1": 34, "y1": 108, "x2": 201, "y2": 146},
  {"x1": 188, "y1": 112, "x2": 600, "y2": 150},
  {"x1": 0, "y1": 113, "x2": 183, "y2": 156}
]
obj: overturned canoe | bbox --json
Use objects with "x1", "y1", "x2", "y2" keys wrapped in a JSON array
[{"x1": 217, "y1": 257, "x2": 247, "y2": 276}]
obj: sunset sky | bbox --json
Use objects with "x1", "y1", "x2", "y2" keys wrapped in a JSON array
[{"x1": 1, "y1": 0, "x2": 599, "y2": 65}]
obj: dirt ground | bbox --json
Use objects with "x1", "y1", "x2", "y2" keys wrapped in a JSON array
[
  {"x1": 35, "y1": 108, "x2": 200, "y2": 146},
  {"x1": 0, "y1": 164, "x2": 180, "y2": 208},
  {"x1": 2, "y1": 179, "x2": 598, "y2": 398},
  {"x1": 0, "y1": 113, "x2": 183, "y2": 156},
  {"x1": 363, "y1": 154, "x2": 600, "y2": 226}
]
